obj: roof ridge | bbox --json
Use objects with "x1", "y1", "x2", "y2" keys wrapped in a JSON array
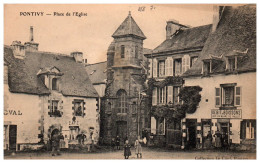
[{"x1": 86, "y1": 61, "x2": 107, "y2": 66}]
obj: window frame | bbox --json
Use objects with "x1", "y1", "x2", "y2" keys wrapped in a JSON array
[
  {"x1": 158, "y1": 60, "x2": 166, "y2": 77},
  {"x1": 121, "y1": 45, "x2": 125, "y2": 58},
  {"x1": 174, "y1": 58, "x2": 182, "y2": 76},
  {"x1": 73, "y1": 99, "x2": 85, "y2": 117},
  {"x1": 117, "y1": 90, "x2": 128, "y2": 113}
]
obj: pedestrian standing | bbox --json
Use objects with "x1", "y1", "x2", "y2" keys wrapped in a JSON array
[
  {"x1": 124, "y1": 140, "x2": 131, "y2": 159},
  {"x1": 116, "y1": 136, "x2": 120, "y2": 150},
  {"x1": 134, "y1": 139, "x2": 142, "y2": 158},
  {"x1": 51, "y1": 132, "x2": 63, "y2": 156}
]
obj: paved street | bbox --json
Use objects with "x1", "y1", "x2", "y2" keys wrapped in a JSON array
[{"x1": 4, "y1": 147, "x2": 256, "y2": 160}]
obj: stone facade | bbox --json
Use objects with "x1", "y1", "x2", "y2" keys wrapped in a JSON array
[{"x1": 102, "y1": 13, "x2": 149, "y2": 145}]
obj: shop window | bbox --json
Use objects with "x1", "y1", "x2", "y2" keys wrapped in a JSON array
[
  {"x1": 174, "y1": 58, "x2": 182, "y2": 76},
  {"x1": 73, "y1": 100, "x2": 85, "y2": 117},
  {"x1": 190, "y1": 56, "x2": 198, "y2": 67},
  {"x1": 240, "y1": 120, "x2": 256, "y2": 140},
  {"x1": 158, "y1": 60, "x2": 165, "y2": 77},
  {"x1": 49, "y1": 100, "x2": 62, "y2": 117},
  {"x1": 216, "y1": 84, "x2": 241, "y2": 107},
  {"x1": 117, "y1": 89, "x2": 127, "y2": 113},
  {"x1": 69, "y1": 126, "x2": 79, "y2": 141},
  {"x1": 121, "y1": 45, "x2": 125, "y2": 58}
]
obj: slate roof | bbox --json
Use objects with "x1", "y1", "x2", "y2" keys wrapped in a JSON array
[
  {"x1": 112, "y1": 12, "x2": 146, "y2": 39},
  {"x1": 151, "y1": 24, "x2": 212, "y2": 54},
  {"x1": 4, "y1": 46, "x2": 99, "y2": 97},
  {"x1": 183, "y1": 5, "x2": 256, "y2": 77},
  {"x1": 85, "y1": 61, "x2": 107, "y2": 85}
]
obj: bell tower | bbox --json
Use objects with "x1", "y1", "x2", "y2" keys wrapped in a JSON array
[{"x1": 103, "y1": 12, "x2": 147, "y2": 145}]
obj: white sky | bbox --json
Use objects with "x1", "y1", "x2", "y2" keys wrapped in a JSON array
[{"x1": 4, "y1": 4, "x2": 214, "y2": 64}]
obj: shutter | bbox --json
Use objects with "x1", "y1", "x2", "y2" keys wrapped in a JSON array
[
  {"x1": 148, "y1": 59, "x2": 152, "y2": 78},
  {"x1": 215, "y1": 87, "x2": 221, "y2": 107},
  {"x1": 182, "y1": 56, "x2": 186, "y2": 74},
  {"x1": 240, "y1": 120, "x2": 246, "y2": 139},
  {"x1": 177, "y1": 87, "x2": 180, "y2": 103},
  {"x1": 153, "y1": 59, "x2": 157, "y2": 78},
  {"x1": 167, "y1": 86, "x2": 173, "y2": 104},
  {"x1": 151, "y1": 117, "x2": 156, "y2": 134},
  {"x1": 165, "y1": 58, "x2": 169, "y2": 76},
  {"x1": 182, "y1": 55, "x2": 190, "y2": 74},
  {"x1": 235, "y1": 86, "x2": 241, "y2": 106},
  {"x1": 168, "y1": 57, "x2": 173, "y2": 76},
  {"x1": 152, "y1": 88, "x2": 157, "y2": 105}
]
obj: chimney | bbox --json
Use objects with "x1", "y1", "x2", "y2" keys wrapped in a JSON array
[
  {"x1": 71, "y1": 51, "x2": 83, "y2": 63},
  {"x1": 30, "y1": 26, "x2": 34, "y2": 42},
  {"x1": 11, "y1": 41, "x2": 25, "y2": 59},
  {"x1": 24, "y1": 26, "x2": 39, "y2": 51},
  {"x1": 212, "y1": 5, "x2": 225, "y2": 32},
  {"x1": 166, "y1": 19, "x2": 190, "y2": 39}
]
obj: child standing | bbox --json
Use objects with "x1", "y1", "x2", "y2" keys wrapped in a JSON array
[
  {"x1": 123, "y1": 140, "x2": 131, "y2": 159},
  {"x1": 134, "y1": 138, "x2": 142, "y2": 158}
]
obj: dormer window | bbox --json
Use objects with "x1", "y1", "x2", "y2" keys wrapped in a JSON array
[
  {"x1": 202, "y1": 55, "x2": 223, "y2": 75},
  {"x1": 52, "y1": 78, "x2": 59, "y2": 90},
  {"x1": 227, "y1": 57, "x2": 236, "y2": 71},
  {"x1": 225, "y1": 49, "x2": 248, "y2": 72},
  {"x1": 203, "y1": 61, "x2": 211, "y2": 74},
  {"x1": 37, "y1": 66, "x2": 63, "y2": 91}
]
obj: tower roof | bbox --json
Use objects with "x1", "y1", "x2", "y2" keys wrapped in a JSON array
[{"x1": 112, "y1": 11, "x2": 146, "y2": 40}]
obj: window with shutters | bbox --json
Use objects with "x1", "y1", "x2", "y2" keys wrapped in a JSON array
[
  {"x1": 173, "y1": 86, "x2": 180, "y2": 105},
  {"x1": 73, "y1": 100, "x2": 85, "y2": 117},
  {"x1": 190, "y1": 56, "x2": 198, "y2": 67},
  {"x1": 215, "y1": 84, "x2": 241, "y2": 107},
  {"x1": 158, "y1": 87, "x2": 166, "y2": 104},
  {"x1": 49, "y1": 100, "x2": 62, "y2": 117},
  {"x1": 121, "y1": 45, "x2": 125, "y2": 58},
  {"x1": 158, "y1": 60, "x2": 165, "y2": 77},
  {"x1": 117, "y1": 89, "x2": 128, "y2": 113},
  {"x1": 174, "y1": 58, "x2": 182, "y2": 76}
]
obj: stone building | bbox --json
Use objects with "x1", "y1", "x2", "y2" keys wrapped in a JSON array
[
  {"x1": 145, "y1": 5, "x2": 256, "y2": 150},
  {"x1": 144, "y1": 19, "x2": 212, "y2": 147},
  {"x1": 4, "y1": 27, "x2": 99, "y2": 151},
  {"x1": 182, "y1": 5, "x2": 256, "y2": 150},
  {"x1": 102, "y1": 12, "x2": 151, "y2": 145}
]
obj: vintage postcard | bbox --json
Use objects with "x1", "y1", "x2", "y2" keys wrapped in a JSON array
[{"x1": 3, "y1": 4, "x2": 256, "y2": 159}]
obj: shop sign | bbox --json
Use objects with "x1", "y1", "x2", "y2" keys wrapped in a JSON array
[
  {"x1": 211, "y1": 109, "x2": 241, "y2": 119},
  {"x1": 4, "y1": 110, "x2": 22, "y2": 115}
]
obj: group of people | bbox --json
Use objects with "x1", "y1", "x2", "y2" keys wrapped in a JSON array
[
  {"x1": 203, "y1": 131, "x2": 229, "y2": 149},
  {"x1": 50, "y1": 131, "x2": 95, "y2": 156},
  {"x1": 112, "y1": 136, "x2": 146, "y2": 159}
]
